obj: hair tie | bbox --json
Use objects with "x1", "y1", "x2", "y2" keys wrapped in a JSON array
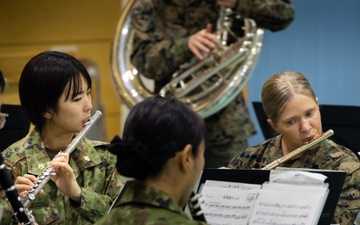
[{"x1": 108, "y1": 135, "x2": 150, "y2": 158}]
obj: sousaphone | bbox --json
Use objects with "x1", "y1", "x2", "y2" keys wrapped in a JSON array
[{"x1": 111, "y1": 0, "x2": 264, "y2": 118}]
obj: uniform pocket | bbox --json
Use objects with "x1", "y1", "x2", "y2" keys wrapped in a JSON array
[{"x1": 30, "y1": 194, "x2": 59, "y2": 224}]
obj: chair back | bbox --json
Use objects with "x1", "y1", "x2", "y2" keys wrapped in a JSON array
[{"x1": 0, "y1": 104, "x2": 30, "y2": 152}]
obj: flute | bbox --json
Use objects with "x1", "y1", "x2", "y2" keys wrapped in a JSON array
[
  {"x1": 20, "y1": 110, "x2": 102, "y2": 208},
  {"x1": 262, "y1": 129, "x2": 334, "y2": 170},
  {"x1": 0, "y1": 154, "x2": 36, "y2": 225}
]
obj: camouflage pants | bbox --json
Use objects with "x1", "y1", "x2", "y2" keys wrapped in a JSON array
[
  {"x1": 203, "y1": 93, "x2": 256, "y2": 168},
  {"x1": 204, "y1": 139, "x2": 248, "y2": 168}
]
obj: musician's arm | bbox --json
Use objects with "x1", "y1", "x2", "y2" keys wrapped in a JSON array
[
  {"x1": 234, "y1": 0, "x2": 295, "y2": 31},
  {"x1": 69, "y1": 147, "x2": 126, "y2": 223},
  {"x1": 130, "y1": 2, "x2": 193, "y2": 80},
  {"x1": 332, "y1": 155, "x2": 360, "y2": 224}
]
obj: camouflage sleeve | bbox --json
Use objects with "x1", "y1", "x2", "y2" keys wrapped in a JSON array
[
  {"x1": 227, "y1": 147, "x2": 260, "y2": 169},
  {"x1": 130, "y1": 1, "x2": 193, "y2": 80},
  {"x1": 236, "y1": 0, "x2": 295, "y2": 31},
  {"x1": 72, "y1": 151, "x2": 127, "y2": 223},
  {"x1": 332, "y1": 158, "x2": 360, "y2": 224}
]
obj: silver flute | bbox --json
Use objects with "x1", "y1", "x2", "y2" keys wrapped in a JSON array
[
  {"x1": 21, "y1": 110, "x2": 102, "y2": 208},
  {"x1": 262, "y1": 129, "x2": 334, "y2": 170}
]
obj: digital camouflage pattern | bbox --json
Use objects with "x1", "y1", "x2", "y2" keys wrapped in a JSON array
[
  {"x1": 228, "y1": 136, "x2": 360, "y2": 225},
  {"x1": 130, "y1": 0, "x2": 295, "y2": 168},
  {"x1": 94, "y1": 182, "x2": 208, "y2": 225},
  {"x1": 0, "y1": 128, "x2": 127, "y2": 225}
]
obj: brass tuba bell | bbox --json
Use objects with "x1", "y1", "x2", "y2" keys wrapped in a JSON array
[{"x1": 111, "y1": 0, "x2": 264, "y2": 118}]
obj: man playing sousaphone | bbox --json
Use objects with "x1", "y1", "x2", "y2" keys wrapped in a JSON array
[
  {"x1": 228, "y1": 71, "x2": 360, "y2": 224},
  {"x1": 130, "y1": 0, "x2": 295, "y2": 169}
]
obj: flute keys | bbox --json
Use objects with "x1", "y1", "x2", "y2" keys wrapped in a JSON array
[{"x1": 28, "y1": 193, "x2": 36, "y2": 201}]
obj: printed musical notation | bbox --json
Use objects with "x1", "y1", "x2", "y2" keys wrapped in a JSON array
[
  {"x1": 251, "y1": 218, "x2": 306, "y2": 225},
  {"x1": 198, "y1": 170, "x2": 329, "y2": 225},
  {"x1": 257, "y1": 202, "x2": 311, "y2": 210},
  {"x1": 255, "y1": 209, "x2": 309, "y2": 219},
  {"x1": 199, "y1": 185, "x2": 260, "y2": 225}
]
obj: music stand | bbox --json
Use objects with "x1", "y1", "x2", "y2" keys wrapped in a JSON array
[
  {"x1": 0, "y1": 104, "x2": 30, "y2": 152},
  {"x1": 252, "y1": 101, "x2": 360, "y2": 159},
  {"x1": 199, "y1": 168, "x2": 346, "y2": 225}
]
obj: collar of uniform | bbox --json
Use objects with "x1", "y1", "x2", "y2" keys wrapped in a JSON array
[
  {"x1": 118, "y1": 182, "x2": 187, "y2": 217},
  {"x1": 17, "y1": 128, "x2": 51, "y2": 176},
  {"x1": 269, "y1": 134, "x2": 285, "y2": 158}
]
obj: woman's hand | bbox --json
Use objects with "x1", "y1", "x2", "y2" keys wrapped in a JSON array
[
  {"x1": 15, "y1": 174, "x2": 44, "y2": 196},
  {"x1": 47, "y1": 152, "x2": 82, "y2": 203}
]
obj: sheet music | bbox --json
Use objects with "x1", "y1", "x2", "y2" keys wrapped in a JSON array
[
  {"x1": 249, "y1": 187, "x2": 328, "y2": 225},
  {"x1": 198, "y1": 170, "x2": 329, "y2": 225},
  {"x1": 269, "y1": 169, "x2": 328, "y2": 186},
  {"x1": 203, "y1": 180, "x2": 262, "y2": 190},
  {"x1": 200, "y1": 185, "x2": 259, "y2": 225}
]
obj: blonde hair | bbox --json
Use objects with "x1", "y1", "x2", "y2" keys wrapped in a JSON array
[{"x1": 261, "y1": 71, "x2": 316, "y2": 123}]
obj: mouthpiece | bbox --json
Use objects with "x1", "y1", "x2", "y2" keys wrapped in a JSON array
[
  {"x1": 303, "y1": 135, "x2": 317, "y2": 145},
  {"x1": 84, "y1": 118, "x2": 91, "y2": 126}
]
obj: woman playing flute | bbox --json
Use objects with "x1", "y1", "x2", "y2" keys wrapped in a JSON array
[
  {"x1": 0, "y1": 51, "x2": 126, "y2": 225},
  {"x1": 228, "y1": 71, "x2": 360, "y2": 224}
]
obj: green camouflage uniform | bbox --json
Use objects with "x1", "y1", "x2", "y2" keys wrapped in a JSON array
[
  {"x1": 227, "y1": 135, "x2": 360, "y2": 225},
  {"x1": 95, "y1": 182, "x2": 208, "y2": 225},
  {"x1": 130, "y1": 0, "x2": 295, "y2": 168},
  {"x1": 0, "y1": 128, "x2": 126, "y2": 225}
]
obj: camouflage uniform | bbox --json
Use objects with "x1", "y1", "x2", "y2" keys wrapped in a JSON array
[
  {"x1": 95, "y1": 181, "x2": 208, "y2": 225},
  {"x1": 0, "y1": 128, "x2": 126, "y2": 225},
  {"x1": 130, "y1": 0, "x2": 295, "y2": 168},
  {"x1": 227, "y1": 135, "x2": 360, "y2": 225}
]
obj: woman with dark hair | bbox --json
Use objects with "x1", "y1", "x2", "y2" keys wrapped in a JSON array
[
  {"x1": 95, "y1": 95, "x2": 208, "y2": 224},
  {"x1": 228, "y1": 71, "x2": 360, "y2": 224},
  {"x1": 0, "y1": 51, "x2": 126, "y2": 225}
]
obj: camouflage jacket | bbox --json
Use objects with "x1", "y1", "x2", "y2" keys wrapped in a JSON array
[
  {"x1": 227, "y1": 135, "x2": 360, "y2": 225},
  {"x1": 0, "y1": 128, "x2": 126, "y2": 225},
  {"x1": 131, "y1": 0, "x2": 295, "y2": 82},
  {"x1": 130, "y1": 0, "x2": 295, "y2": 143},
  {"x1": 95, "y1": 182, "x2": 208, "y2": 225}
]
